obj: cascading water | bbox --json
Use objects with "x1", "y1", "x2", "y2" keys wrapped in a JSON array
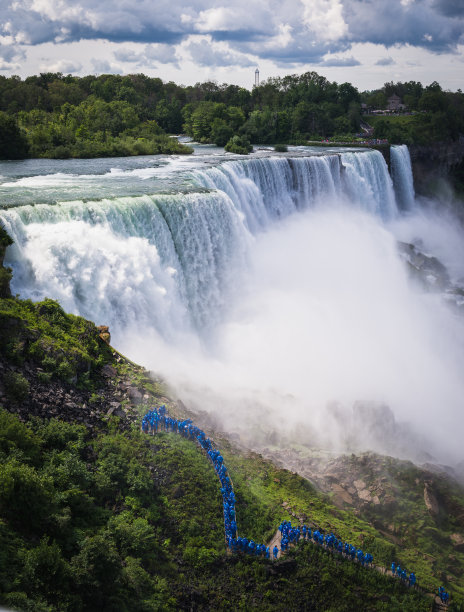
[
  {"x1": 1, "y1": 146, "x2": 463, "y2": 465},
  {"x1": 0, "y1": 149, "x2": 396, "y2": 334},
  {"x1": 390, "y1": 144, "x2": 415, "y2": 211}
]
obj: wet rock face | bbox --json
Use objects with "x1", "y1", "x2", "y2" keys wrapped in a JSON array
[
  {"x1": 398, "y1": 241, "x2": 450, "y2": 290},
  {"x1": 398, "y1": 241, "x2": 464, "y2": 313},
  {"x1": 409, "y1": 139, "x2": 464, "y2": 196},
  {"x1": 0, "y1": 231, "x2": 13, "y2": 299},
  {"x1": 128, "y1": 386, "x2": 143, "y2": 404},
  {"x1": 424, "y1": 482, "x2": 440, "y2": 516}
]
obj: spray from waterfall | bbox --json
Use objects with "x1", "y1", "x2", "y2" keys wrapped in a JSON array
[{"x1": 1, "y1": 148, "x2": 463, "y2": 465}]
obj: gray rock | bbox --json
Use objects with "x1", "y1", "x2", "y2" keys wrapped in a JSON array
[
  {"x1": 127, "y1": 387, "x2": 143, "y2": 404},
  {"x1": 106, "y1": 402, "x2": 125, "y2": 418},
  {"x1": 101, "y1": 364, "x2": 117, "y2": 377}
]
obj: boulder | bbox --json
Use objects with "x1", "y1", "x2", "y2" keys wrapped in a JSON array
[
  {"x1": 101, "y1": 364, "x2": 117, "y2": 378},
  {"x1": 97, "y1": 325, "x2": 111, "y2": 344},
  {"x1": 106, "y1": 402, "x2": 125, "y2": 418},
  {"x1": 127, "y1": 386, "x2": 143, "y2": 404}
]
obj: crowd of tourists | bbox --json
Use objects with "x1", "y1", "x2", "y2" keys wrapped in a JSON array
[
  {"x1": 438, "y1": 586, "x2": 450, "y2": 605},
  {"x1": 142, "y1": 406, "x2": 238, "y2": 542},
  {"x1": 141, "y1": 406, "x2": 451, "y2": 606},
  {"x1": 275, "y1": 521, "x2": 374, "y2": 566},
  {"x1": 390, "y1": 562, "x2": 416, "y2": 587}
]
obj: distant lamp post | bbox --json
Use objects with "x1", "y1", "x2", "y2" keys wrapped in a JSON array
[{"x1": 254, "y1": 68, "x2": 259, "y2": 88}]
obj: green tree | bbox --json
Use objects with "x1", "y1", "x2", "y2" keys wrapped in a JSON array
[
  {"x1": 210, "y1": 118, "x2": 234, "y2": 146},
  {"x1": 225, "y1": 135, "x2": 253, "y2": 154},
  {"x1": 0, "y1": 111, "x2": 29, "y2": 159}
]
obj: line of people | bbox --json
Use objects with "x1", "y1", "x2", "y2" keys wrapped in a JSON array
[
  {"x1": 228, "y1": 537, "x2": 271, "y2": 559},
  {"x1": 278, "y1": 520, "x2": 374, "y2": 567},
  {"x1": 142, "y1": 406, "x2": 238, "y2": 543},
  {"x1": 390, "y1": 563, "x2": 416, "y2": 588},
  {"x1": 438, "y1": 586, "x2": 450, "y2": 604},
  {"x1": 141, "y1": 406, "x2": 451, "y2": 606}
]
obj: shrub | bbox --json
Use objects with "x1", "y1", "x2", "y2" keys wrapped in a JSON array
[
  {"x1": 56, "y1": 359, "x2": 75, "y2": 381},
  {"x1": 3, "y1": 371, "x2": 29, "y2": 404},
  {"x1": 225, "y1": 135, "x2": 253, "y2": 155},
  {"x1": 0, "y1": 266, "x2": 12, "y2": 298},
  {"x1": 37, "y1": 371, "x2": 52, "y2": 384},
  {"x1": 0, "y1": 224, "x2": 13, "y2": 249},
  {"x1": 0, "y1": 459, "x2": 55, "y2": 529},
  {"x1": 274, "y1": 144, "x2": 288, "y2": 152}
]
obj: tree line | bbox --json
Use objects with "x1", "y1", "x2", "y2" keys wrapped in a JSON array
[{"x1": 0, "y1": 72, "x2": 463, "y2": 159}]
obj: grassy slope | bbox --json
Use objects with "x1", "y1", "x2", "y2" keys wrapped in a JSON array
[{"x1": 0, "y1": 284, "x2": 462, "y2": 610}]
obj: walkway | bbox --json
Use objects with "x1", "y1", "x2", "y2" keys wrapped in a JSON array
[{"x1": 141, "y1": 405, "x2": 450, "y2": 608}]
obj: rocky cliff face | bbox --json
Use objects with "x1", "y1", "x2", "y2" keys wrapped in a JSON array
[
  {"x1": 0, "y1": 225, "x2": 13, "y2": 298},
  {"x1": 408, "y1": 137, "x2": 464, "y2": 197}
]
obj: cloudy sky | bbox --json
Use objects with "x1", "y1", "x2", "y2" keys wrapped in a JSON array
[{"x1": 1, "y1": 0, "x2": 463, "y2": 91}]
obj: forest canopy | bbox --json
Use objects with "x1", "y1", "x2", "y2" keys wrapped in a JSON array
[{"x1": 0, "y1": 72, "x2": 463, "y2": 159}]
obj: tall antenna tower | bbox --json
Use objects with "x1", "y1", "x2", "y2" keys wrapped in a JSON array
[{"x1": 254, "y1": 68, "x2": 259, "y2": 88}]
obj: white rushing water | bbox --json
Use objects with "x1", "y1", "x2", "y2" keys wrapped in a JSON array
[
  {"x1": 390, "y1": 144, "x2": 416, "y2": 211},
  {"x1": 1, "y1": 146, "x2": 463, "y2": 464}
]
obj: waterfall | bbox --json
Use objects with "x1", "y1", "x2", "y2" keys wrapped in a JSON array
[
  {"x1": 339, "y1": 150, "x2": 397, "y2": 219},
  {"x1": 390, "y1": 145, "x2": 415, "y2": 211},
  {"x1": 1, "y1": 149, "x2": 398, "y2": 339},
  {"x1": 1, "y1": 191, "x2": 250, "y2": 336},
  {"x1": 1, "y1": 145, "x2": 464, "y2": 463},
  {"x1": 1, "y1": 149, "x2": 397, "y2": 336}
]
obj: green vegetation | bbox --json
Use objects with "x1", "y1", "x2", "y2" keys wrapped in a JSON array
[
  {"x1": 224, "y1": 135, "x2": 253, "y2": 155},
  {"x1": 0, "y1": 296, "x2": 112, "y2": 386},
  {"x1": 17, "y1": 103, "x2": 192, "y2": 158},
  {"x1": 0, "y1": 111, "x2": 29, "y2": 159},
  {"x1": 0, "y1": 410, "x2": 435, "y2": 611},
  {"x1": 0, "y1": 72, "x2": 462, "y2": 159},
  {"x1": 363, "y1": 81, "x2": 464, "y2": 144},
  {"x1": 369, "y1": 113, "x2": 451, "y2": 146},
  {"x1": 0, "y1": 228, "x2": 463, "y2": 609}
]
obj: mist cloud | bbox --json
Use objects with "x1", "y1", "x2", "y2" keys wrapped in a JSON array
[{"x1": 121, "y1": 205, "x2": 464, "y2": 466}]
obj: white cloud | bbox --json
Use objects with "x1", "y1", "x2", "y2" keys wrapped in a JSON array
[
  {"x1": 319, "y1": 55, "x2": 360, "y2": 66},
  {"x1": 40, "y1": 58, "x2": 83, "y2": 73},
  {"x1": 186, "y1": 36, "x2": 254, "y2": 67},
  {"x1": 91, "y1": 58, "x2": 123, "y2": 73},
  {"x1": 301, "y1": 0, "x2": 348, "y2": 42},
  {"x1": 0, "y1": 0, "x2": 462, "y2": 91},
  {"x1": 0, "y1": 42, "x2": 25, "y2": 69},
  {"x1": 194, "y1": 7, "x2": 247, "y2": 32},
  {"x1": 114, "y1": 43, "x2": 179, "y2": 67}
]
